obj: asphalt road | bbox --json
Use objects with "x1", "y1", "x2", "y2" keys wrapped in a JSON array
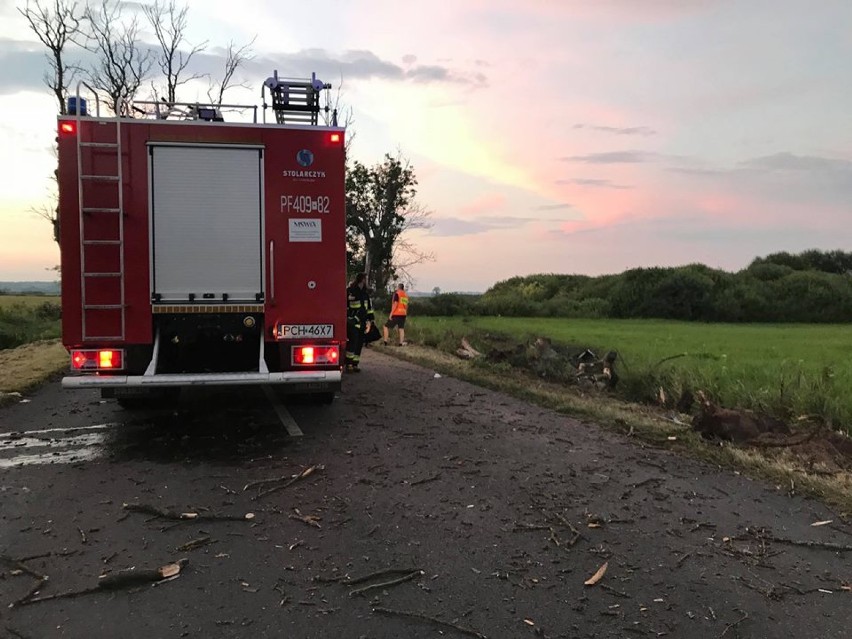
[{"x1": 0, "y1": 349, "x2": 849, "y2": 639}]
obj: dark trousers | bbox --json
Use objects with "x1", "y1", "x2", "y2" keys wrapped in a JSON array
[{"x1": 346, "y1": 319, "x2": 363, "y2": 365}]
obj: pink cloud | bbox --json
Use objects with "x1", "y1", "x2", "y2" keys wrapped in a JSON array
[{"x1": 459, "y1": 192, "x2": 507, "y2": 217}]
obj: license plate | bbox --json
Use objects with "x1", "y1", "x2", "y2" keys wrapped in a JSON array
[{"x1": 278, "y1": 324, "x2": 334, "y2": 339}]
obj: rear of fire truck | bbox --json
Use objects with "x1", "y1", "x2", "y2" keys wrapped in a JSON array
[{"x1": 57, "y1": 72, "x2": 346, "y2": 405}]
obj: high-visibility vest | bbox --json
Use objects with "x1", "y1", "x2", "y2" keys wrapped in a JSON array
[{"x1": 391, "y1": 290, "x2": 409, "y2": 316}]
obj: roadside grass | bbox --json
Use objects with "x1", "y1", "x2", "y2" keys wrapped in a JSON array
[
  {"x1": 403, "y1": 316, "x2": 852, "y2": 436},
  {"x1": 0, "y1": 339, "x2": 68, "y2": 407},
  {"x1": 0, "y1": 295, "x2": 62, "y2": 350}
]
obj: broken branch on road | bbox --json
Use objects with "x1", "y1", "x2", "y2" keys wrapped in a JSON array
[
  {"x1": 123, "y1": 503, "x2": 255, "y2": 522},
  {"x1": 349, "y1": 570, "x2": 424, "y2": 597},
  {"x1": 15, "y1": 559, "x2": 189, "y2": 607}
]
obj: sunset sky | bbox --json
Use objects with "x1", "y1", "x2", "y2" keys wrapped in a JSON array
[{"x1": 1, "y1": 0, "x2": 850, "y2": 292}]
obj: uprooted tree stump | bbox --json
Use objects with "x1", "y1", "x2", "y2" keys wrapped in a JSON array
[
  {"x1": 692, "y1": 391, "x2": 790, "y2": 443},
  {"x1": 454, "y1": 335, "x2": 619, "y2": 389}
]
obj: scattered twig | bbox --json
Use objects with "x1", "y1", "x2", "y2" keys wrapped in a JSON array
[
  {"x1": 632, "y1": 477, "x2": 663, "y2": 488},
  {"x1": 11, "y1": 576, "x2": 49, "y2": 608},
  {"x1": 78, "y1": 528, "x2": 87, "y2": 544},
  {"x1": 123, "y1": 503, "x2": 254, "y2": 522},
  {"x1": 753, "y1": 535, "x2": 852, "y2": 552},
  {"x1": 411, "y1": 473, "x2": 442, "y2": 486},
  {"x1": 655, "y1": 353, "x2": 689, "y2": 367},
  {"x1": 676, "y1": 552, "x2": 693, "y2": 567},
  {"x1": 2, "y1": 555, "x2": 50, "y2": 608},
  {"x1": 346, "y1": 568, "x2": 422, "y2": 586},
  {"x1": 372, "y1": 606, "x2": 487, "y2": 639},
  {"x1": 1, "y1": 556, "x2": 44, "y2": 581},
  {"x1": 551, "y1": 514, "x2": 586, "y2": 547},
  {"x1": 600, "y1": 584, "x2": 630, "y2": 599},
  {"x1": 512, "y1": 523, "x2": 551, "y2": 532},
  {"x1": 349, "y1": 570, "x2": 423, "y2": 597},
  {"x1": 18, "y1": 586, "x2": 102, "y2": 606},
  {"x1": 719, "y1": 611, "x2": 748, "y2": 637},
  {"x1": 15, "y1": 550, "x2": 76, "y2": 563},
  {"x1": 250, "y1": 465, "x2": 325, "y2": 500},
  {"x1": 289, "y1": 509, "x2": 321, "y2": 529},
  {"x1": 176, "y1": 536, "x2": 213, "y2": 552}
]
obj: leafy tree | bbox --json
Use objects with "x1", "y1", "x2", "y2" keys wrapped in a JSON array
[
  {"x1": 649, "y1": 268, "x2": 716, "y2": 321},
  {"x1": 345, "y1": 153, "x2": 432, "y2": 292}
]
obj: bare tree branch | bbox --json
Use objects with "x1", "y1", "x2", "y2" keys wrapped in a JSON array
[
  {"x1": 207, "y1": 37, "x2": 256, "y2": 106},
  {"x1": 142, "y1": 0, "x2": 206, "y2": 105},
  {"x1": 321, "y1": 74, "x2": 356, "y2": 155},
  {"x1": 18, "y1": 0, "x2": 85, "y2": 115},
  {"x1": 83, "y1": 0, "x2": 153, "y2": 115}
]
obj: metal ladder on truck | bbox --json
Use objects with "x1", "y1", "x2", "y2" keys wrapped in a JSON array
[{"x1": 75, "y1": 83, "x2": 126, "y2": 342}]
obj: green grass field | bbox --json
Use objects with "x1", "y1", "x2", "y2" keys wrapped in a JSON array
[
  {"x1": 405, "y1": 316, "x2": 852, "y2": 433},
  {"x1": 0, "y1": 295, "x2": 62, "y2": 350},
  {"x1": 0, "y1": 294, "x2": 60, "y2": 308}
]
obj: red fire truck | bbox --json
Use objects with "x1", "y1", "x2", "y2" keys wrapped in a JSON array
[{"x1": 57, "y1": 73, "x2": 346, "y2": 404}]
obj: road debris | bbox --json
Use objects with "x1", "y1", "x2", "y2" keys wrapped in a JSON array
[
  {"x1": 176, "y1": 536, "x2": 213, "y2": 552},
  {"x1": 289, "y1": 508, "x2": 321, "y2": 528},
  {"x1": 410, "y1": 472, "x2": 441, "y2": 486},
  {"x1": 123, "y1": 502, "x2": 254, "y2": 522},
  {"x1": 584, "y1": 561, "x2": 608, "y2": 586},
  {"x1": 2, "y1": 554, "x2": 49, "y2": 608},
  {"x1": 349, "y1": 569, "x2": 423, "y2": 597},
  {"x1": 16, "y1": 559, "x2": 189, "y2": 606},
  {"x1": 456, "y1": 338, "x2": 482, "y2": 360},
  {"x1": 372, "y1": 606, "x2": 487, "y2": 639},
  {"x1": 245, "y1": 464, "x2": 325, "y2": 500}
]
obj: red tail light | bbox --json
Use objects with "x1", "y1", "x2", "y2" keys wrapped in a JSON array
[
  {"x1": 60, "y1": 122, "x2": 76, "y2": 135},
  {"x1": 292, "y1": 345, "x2": 339, "y2": 366},
  {"x1": 71, "y1": 349, "x2": 124, "y2": 371},
  {"x1": 329, "y1": 132, "x2": 341, "y2": 144}
]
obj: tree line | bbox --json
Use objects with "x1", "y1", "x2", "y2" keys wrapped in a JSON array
[
  {"x1": 21, "y1": 0, "x2": 430, "y2": 293},
  {"x1": 415, "y1": 250, "x2": 852, "y2": 323}
]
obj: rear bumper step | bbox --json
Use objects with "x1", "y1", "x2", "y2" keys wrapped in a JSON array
[{"x1": 62, "y1": 370, "x2": 341, "y2": 389}]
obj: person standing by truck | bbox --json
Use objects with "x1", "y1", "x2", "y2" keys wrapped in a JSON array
[
  {"x1": 345, "y1": 273, "x2": 374, "y2": 372},
  {"x1": 383, "y1": 282, "x2": 409, "y2": 346}
]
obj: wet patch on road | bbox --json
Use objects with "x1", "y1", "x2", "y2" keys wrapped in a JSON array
[
  {"x1": 0, "y1": 387, "x2": 307, "y2": 469},
  {"x1": 0, "y1": 424, "x2": 115, "y2": 469}
]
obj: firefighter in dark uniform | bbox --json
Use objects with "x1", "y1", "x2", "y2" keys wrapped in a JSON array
[{"x1": 345, "y1": 273, "x2": 374, "y2": 372}]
